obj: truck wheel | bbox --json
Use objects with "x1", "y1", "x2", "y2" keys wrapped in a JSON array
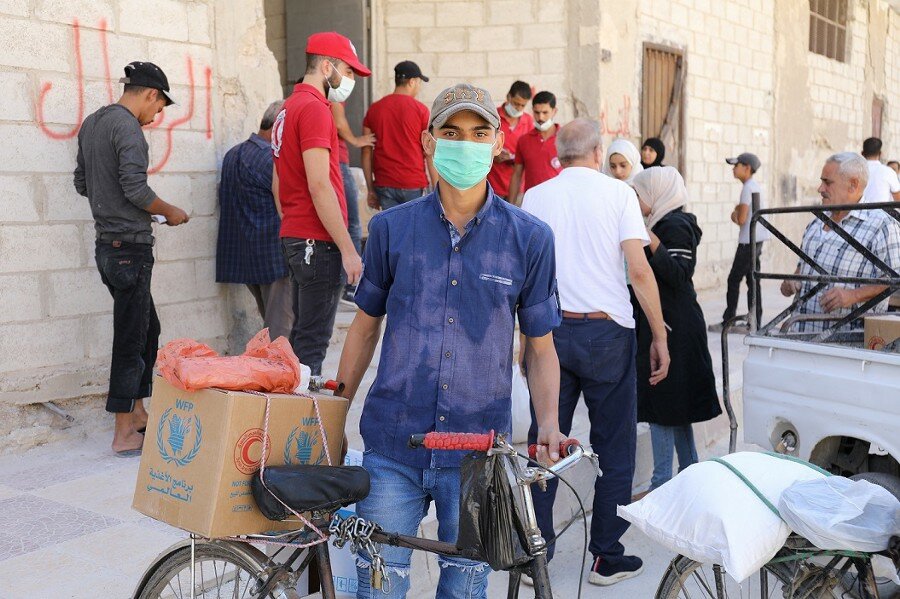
[{"x1": 850, "y1": 472, "x2": 900, "y2": 599}]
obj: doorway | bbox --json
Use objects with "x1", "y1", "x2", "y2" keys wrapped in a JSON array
[{"x1": 641, "y1": 43, "x2": 686, "y2": 174}]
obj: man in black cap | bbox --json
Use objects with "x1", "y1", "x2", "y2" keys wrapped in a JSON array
[
  {"x1": 361, "y1": 60, "x2": 434, "y2": 210},
  {"x1": 74, "y1": 61, "x2": 189, "y2": 456}
]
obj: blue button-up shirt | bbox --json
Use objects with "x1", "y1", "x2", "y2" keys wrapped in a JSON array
[
  {"x1": 216, "y1": 134, "x2": 289, "y2": 285},
  {"x1": 354, "y1": 185, "x2": 561, "y2": 468}
]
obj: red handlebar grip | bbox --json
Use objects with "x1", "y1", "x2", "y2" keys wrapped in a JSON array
[
  {"x1": 323, "y1": 380, "x2": 341, "y2": 391},
  {"x1": 528, "y1": 439, "x2": 581, "y2": 460},
  {"x1": 421, "y1": 430, "x2": 495, "y2": 452}
]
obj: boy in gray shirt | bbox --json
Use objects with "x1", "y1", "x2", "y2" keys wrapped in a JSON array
[
  {"x1": 709, "y1": 152, "x2": 771, "y2": 332},
  {"x1": 74, "y1": 61, "x2": 188, "y2": 455}
]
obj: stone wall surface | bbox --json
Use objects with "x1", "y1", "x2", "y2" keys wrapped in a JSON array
[{"x1": 0, "y1": 0, "x2": 279, "y2": 451}]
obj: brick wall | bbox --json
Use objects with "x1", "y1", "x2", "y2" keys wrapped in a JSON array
[
  {"x1": 0, "y1": 0, "x2": 279, "y2": 450},
  {"x1": 373, "y1": 0, "x2": 572, "y2": 122}
]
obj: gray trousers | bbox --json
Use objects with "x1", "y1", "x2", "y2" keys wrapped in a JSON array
[{"x1": 246, "y1": 277, "x2": 295, "y2": 342}]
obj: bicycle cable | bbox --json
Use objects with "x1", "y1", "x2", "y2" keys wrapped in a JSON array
[{"x1": 514, "y1": 448, "x2": 589, "y2": 599}]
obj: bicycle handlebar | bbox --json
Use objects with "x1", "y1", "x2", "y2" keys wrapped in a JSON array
[
  {"x1": 528, "y1": 439, "x2": 581, "y2": 460},
  {"x1": 408, "y1": 431, "x2": 496, "y2": 451}
]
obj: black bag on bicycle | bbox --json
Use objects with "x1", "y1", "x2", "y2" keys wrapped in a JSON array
[{"x1": 457, "y1": 451, "x2": 532, "y2": 571}]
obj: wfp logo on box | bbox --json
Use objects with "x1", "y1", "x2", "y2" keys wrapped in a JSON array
[
  {"x1": 283, "y1": 418, "x2": 327, "y2": 466},
  {"x1": 157, "y1": 401, "x2": 202, "y2": 467}
]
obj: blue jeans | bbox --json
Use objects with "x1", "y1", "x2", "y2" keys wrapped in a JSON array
[
  {"x1": 528, "y1": 318, "x2": 636, "y2": 564},
  {"x1": 355, "y1": 450, "x2": 490, "y2": 599},
  {"x1": 375, "y1": 186, "x2": 426, "y2": 211},
  {"x1": 340, "y1": 162, "x2": 362, "y2": 254},
  {"x1": 649, "y1": 423, "x2": 698, "y2": 490}
]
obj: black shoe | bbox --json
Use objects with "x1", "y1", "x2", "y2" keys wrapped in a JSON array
[
  {"x1": 340, "y1": 286, "x2": 356, "y2": 308},
  {"x1": 588, "y1": 555, "x2": 644, "y2": 586}
]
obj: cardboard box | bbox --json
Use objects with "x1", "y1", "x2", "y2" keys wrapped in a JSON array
[
  {"x1": 864, "y1": 314, "x2": 900, "y2": 351},
  {"x1": 133, "y1": 376, "x2": 348, "y2": 538}
]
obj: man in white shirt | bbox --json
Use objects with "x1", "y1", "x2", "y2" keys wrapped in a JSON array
[
  {"x1": 521, "y1": 118, "x2": 670, "y2": 587},
  {"x1": 861, "y1": 137, "x2": 900, "y2": 203},
  {"x1": 709, "y1": 152, "x2": 772, "y2": 332}
]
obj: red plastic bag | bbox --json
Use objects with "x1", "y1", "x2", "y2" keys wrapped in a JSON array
[{"x1": 156, "y1": 329, "x2": 302, "y2": 393}]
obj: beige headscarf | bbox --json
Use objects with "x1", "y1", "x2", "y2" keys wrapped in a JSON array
[
  {"x1": 602, "y1": 138, "x2": 644, "y2": 184},
  {"x1": 631, "y1": 166, "x2": 689, "y2": 230}
]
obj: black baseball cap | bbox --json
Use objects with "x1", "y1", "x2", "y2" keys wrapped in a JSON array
[
  {"x1": 395, "y1": 60, "x2": 429, "y2": 82},
  {"x1": 119, "y1": 61, "x2": 175, "y2": 106}
]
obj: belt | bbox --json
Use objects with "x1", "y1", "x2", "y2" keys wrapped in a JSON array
[
  {"x1": 97, "y1": 232, "x2": 154, "y2": 246},
  {"x1": 562, "y1": 310, "x2": 611, "y2": 320}
]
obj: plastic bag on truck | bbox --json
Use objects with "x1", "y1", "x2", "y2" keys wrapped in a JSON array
[
  {"x1": 156, "y1": 329, "x2": 302, "y2": 393},
  {"x1": 457, "y1": 451, "x2": 531, "y2": 571},
  {"x1": 617, "y1": 452, "x2": 828, "y2": 582},
  {"x1": 779, "y1": 476, "x2": 900, "y2": 553}
]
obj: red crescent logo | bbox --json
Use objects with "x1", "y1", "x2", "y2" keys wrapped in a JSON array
[{"x1": 234, "y1": 428, "x2": 271, "y2": 475}]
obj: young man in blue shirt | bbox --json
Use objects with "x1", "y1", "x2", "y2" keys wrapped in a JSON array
[{"x1": 336, "y1": 83, "x2": 565, "y2": 599}]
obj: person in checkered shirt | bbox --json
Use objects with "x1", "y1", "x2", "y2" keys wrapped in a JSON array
[{"x1": 780, "y1": 152, "x2": 900, "y2": 334}]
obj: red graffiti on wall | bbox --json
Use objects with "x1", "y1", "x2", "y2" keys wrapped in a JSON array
[
  {"x1": 35, "y1": 19, "x2": 214, "y2": 173},
  {"x1": 599, "y1": 95, "x2": 632, "y2": 138},
  {"x1": 35, "y1": 19, "x2": 84, "y2": 140}
]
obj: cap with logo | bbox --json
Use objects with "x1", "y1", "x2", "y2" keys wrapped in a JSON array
[
  {"x1": 119, "y1": 61, "x2": 175, "y2": 106},
  {"x1": 306, "y1": 32, "x2": 371, "y2": 77},
  {"x1": 725, "y1": 152, "x2": 761, "y2": 172},
  {"x1": 394, "y1": 60, "x2": 429, "y2": 82},
  {"x1": 429, "y1": 84, "x2": 500, "y2": 130}
]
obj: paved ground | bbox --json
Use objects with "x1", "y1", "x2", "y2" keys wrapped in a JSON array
[{"x1": 0, "y1": 283, "x2": 788, "y2": 598}]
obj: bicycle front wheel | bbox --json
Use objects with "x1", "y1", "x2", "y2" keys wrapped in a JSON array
[
  {"x1": 655, "y1": 555, "x2": 794, "y2": 599},
  {"x1": 136, "y1": 541, "x2": 278, "y2": 599}
]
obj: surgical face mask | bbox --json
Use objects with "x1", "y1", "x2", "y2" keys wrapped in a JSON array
[
  {"x1": 326, "y1": 62, "x2": 356, "y2": 103},
  {"x1": 504, "y1": 102, "x2": 524, "y2": 118},
  {"x1": 430, "y1": 135, "x2": 496, "y2": 191},
  {"x1": 535, "y1": 118, "x2": 554, "y2": 132}
]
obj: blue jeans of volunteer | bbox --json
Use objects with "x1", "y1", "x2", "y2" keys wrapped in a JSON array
[
  {"x1": 375, "y1": 186, "x2": 427, "y2": 211},
  {"x1": 528, "y1": 318, "x2": 637, "y2": 564},
  {"x1": 95, "y1": 239, "x2": 161, "y2": 413},
  {"x1": 282, "y1": 238, "x2": 344, "y2": 376},
  {"x1": 355, "y1": 450, "x2": 490, "y2": 599},
  {"x1": 340, "y1": 162, "x2": 362, "y2": 254},
  {"x1": 648, "y1": 423, "x2": 698, "y2": 490}
]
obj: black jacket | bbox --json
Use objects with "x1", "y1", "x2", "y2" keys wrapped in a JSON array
[{"x1": 634, "y1": 209, "x2": 722, "y2": 426}]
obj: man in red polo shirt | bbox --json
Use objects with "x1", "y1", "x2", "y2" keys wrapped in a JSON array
[
  {"x1": 487, "y1": 80, "x2": 533, "y2": 201},
  {"x1": 271, "y1": 31, "x2": 370, "y2": 375},
  {"x1": 361, "y1": 60, "x2": 432, "y2": 210},
  {"x1": 508, "y1": 90, "x2": 562, "y2": 206}
]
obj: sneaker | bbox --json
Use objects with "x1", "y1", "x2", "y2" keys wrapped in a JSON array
[
  {"x1": 340, "y1": 286, "x2": 357, "y2": 308},
  {"x1": 588, "y1": 555, "x2": 644, "y2": 586},
  {"x1": 520, "y1": 572, "x2": 534, "y2": 587}
]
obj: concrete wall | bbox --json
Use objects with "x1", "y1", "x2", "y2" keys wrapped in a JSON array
[{"x1": 0, "y1": 0, "x2": 279, "y2": 451}]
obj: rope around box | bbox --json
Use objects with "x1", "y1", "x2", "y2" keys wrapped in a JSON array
[{"x1": 231, "y1": 389, "x2": 334, "y2": 550}]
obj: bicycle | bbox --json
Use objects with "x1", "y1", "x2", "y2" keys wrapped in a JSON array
[
  {"x1": 655, "y1": 516, "x2": 900, "y2": 598},
  {"x1": 132, "y1": 430, "x2": 600, "y2": 599}
]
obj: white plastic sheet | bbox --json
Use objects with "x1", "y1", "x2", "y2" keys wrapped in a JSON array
[
  {"x1": 617, "y1": 452, "x2": 827, "y2": 582},
  {"x1": 510, "y1": 364, "x2": 531, "y2": 443},
  {"x1": 779, "y1": 476, "x2": 900, "y2": 553}
]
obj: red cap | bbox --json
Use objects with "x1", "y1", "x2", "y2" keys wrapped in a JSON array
[{"x1": 306, "y1": 32, "x2": 371, "y2": 77}]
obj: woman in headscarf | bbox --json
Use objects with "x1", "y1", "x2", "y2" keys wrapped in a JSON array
[
  {"x1": 631, "y1": 166, "x2": 721, "y2": 490},
  {"x1": 640, "y1": 137, "x2": 666, "y2": 169},
  {"x1": 602, "y1": 138, "x2": 644, "y2": 184}
]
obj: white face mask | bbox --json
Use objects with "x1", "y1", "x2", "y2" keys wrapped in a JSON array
[
  {"x1": 326, "y1": 62, "x2": 356, "y2": 103},
  {"x1": 535, "y1": 118, "x2": 554, "y2": 132},
  {"x1": 504, "y1": 102, "x2": 524, "y2": 118}
]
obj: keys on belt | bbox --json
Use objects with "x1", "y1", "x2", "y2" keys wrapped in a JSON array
[{"x1": 561, "y1": 310, "x2": 611, "y2": 320}]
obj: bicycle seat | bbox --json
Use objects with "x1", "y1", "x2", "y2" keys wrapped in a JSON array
[{"x1": 252, "y1": 465, "x2": 370, "y2": 521}]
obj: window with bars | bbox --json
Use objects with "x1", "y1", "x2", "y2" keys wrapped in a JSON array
[{"x1": 809, "y1": 0, "x2": 848, "y2": 62}]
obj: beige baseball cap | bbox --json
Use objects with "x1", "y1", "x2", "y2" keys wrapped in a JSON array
[{"x1": 429, "y1": 83, "x2": 500, "y2": 130}]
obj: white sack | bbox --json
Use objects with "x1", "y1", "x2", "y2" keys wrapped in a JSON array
[
  {"x1": 617, "y1": 452, "x2": 827, "y2": 582},
  {"x1": 779, "y1": 476, "x2": 900, "y2": 553}
]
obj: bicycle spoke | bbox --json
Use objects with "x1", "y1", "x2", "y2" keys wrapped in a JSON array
[
  {"x1": 165, "y1": 579, "x2": 179, "y2": 599},
  {"x1": 691, "y1": 569, "x2": 716, "y2": 598}
]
